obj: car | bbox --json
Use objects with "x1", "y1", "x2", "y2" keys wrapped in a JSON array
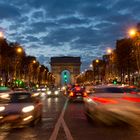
[
  {"x1": 0, "y1": 91, "x2": 42, "y2": 127},
  {"x1": 123, "y1": 85, "x2": 140, "y2": 94},
  {"x1": 68, "y1": 85, "x2": 87, "y2": 102},
  {"x1": 84, "y1": 86, "x2": 140, "y2": 126},
  {"x1": 13, "y1": 87, "x2": 27, "y2": 91},
  {"x1": 46, "y1": 87, "x2": 60, "y2": 97},
  {"x1": 0, "y1": 86, "x2": 12, "y2": 93}
]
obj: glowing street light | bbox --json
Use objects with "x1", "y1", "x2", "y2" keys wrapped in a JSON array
[
  {"x1": 128, "y1": 26, "x2": 140, "y2": 81},
  {"x1": 17, "y1": 47, "x2": 23, "y2": 53},
  {"x1": 90, "y1": 64, "x2": 93, "y2": 68},
  {"x1": 128, "y1": 28, "x2": 137, "y2": 37},
  {"x1": 107, "y1": 48, "x2": 112, "y2": 54},
  {"x1": 96, "y1": 59, "x2": 99, "y2": 63},
  {"x1": 33, "y1": 60, "x2": 36, "y2": 64},
  {"x1": 0, "y1": 32, "x2": 4, "y2": 38}
]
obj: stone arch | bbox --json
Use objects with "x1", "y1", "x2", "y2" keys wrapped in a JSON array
[{"x1": 50, "y1": 56, "x2": 81, "y2": 86}]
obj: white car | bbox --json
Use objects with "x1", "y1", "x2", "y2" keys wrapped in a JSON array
[
  {"x1": 84, "y1": 86, "x2": 140, "y2": 126},
  {"x1": 0, "y1": 91, "x2": 42, "y2": 127},
  {"x1": 47, "y1": 88, "x2": 60, "y2": 97}
]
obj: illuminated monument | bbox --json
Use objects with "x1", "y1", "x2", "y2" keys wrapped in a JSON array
[{"x1": 50, "y1": 56, "x2": 81, "y2": 86}]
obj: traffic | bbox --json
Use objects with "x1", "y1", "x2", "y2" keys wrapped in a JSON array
[{"x1": 1, "y1": 84, "x2": 140, "y2": 129}]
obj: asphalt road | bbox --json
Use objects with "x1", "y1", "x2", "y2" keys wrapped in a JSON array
[{"x1": 1, "y1": 94, "x2": 140, "y2": 140}]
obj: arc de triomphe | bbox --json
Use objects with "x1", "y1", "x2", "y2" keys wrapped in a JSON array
[{"x1": 50, "y1": 56, "x2": 81, "y2": 86}]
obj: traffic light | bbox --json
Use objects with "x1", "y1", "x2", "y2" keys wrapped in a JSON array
[
  {"x1": 64, "y1": 72, "x2": 67, "y2": 82},
  {"x1": 113, "y1": 79, "x2": 117, "y2": 84}
]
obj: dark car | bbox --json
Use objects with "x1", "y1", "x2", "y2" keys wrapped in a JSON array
[
  {"x1": 68, "y1": 85, "x2": 87, "y2": 102},
  {"x1": 0, "y1": 91, "x2": 42, "y2": 127}
]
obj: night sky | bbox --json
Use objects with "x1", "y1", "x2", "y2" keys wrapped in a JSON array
[{"x1": 0, "y1": 0, "x2": 140, "y2": 71}]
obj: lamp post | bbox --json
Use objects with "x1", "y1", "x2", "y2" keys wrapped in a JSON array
[
  {"x1": 106, "y1": 48, "x2": 113, "y2": 83},
  {"x1": 95, "y1": 59, "x2": 100, "y2": 84},
  {"x1": 0, "y1": 32, "x2": 4, "y2": 85},
  {"x1": 128, "y1": 28, "x2": 140, "y2": 85},
  {"x1": 14, "y1": 47, "x2": 23, "y2": 80}
]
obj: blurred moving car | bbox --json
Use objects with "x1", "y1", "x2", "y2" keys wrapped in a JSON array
[
  {"x1": 68, "y1": 85, "x2": 87, "y2": 102},
  {"x1": 46, "y1": 87, "x2": 60, "y2": 97},
  {"x1": 0, "y1": 86, "x2": 12, "y2": 94},
  {"x1": 13, "y1": 87, "x2": 27, "y2": 92},
  {"x1": 84, "y1": 86, "x2": 140, "y2": 126},
  {"x1": 123, "y1": 85, "x2": 140, "y2": 94},
  {"x1": 0, "y1": 91, "x2": 42, "y2": 127}
]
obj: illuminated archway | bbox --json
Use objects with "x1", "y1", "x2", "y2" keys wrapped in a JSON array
[{"x1": 50, "y1": 56, "x2": 81, "y2": 86}]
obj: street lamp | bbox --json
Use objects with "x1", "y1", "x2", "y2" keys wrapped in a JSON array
[
  {"x1": 96, "y1": 59, "x2": 99, "y2": 63},
  {"x1": 90, "y1": 64, "x2": 93, "y2": 69},
  {"x1": 17, "y1": 47, "x2": 23, "y2": 53},
  {"x1": 95, "y1": 59, "x2": 100, "y2": 84},
  {"x1": 0, "y1": 32, "x2": 4, "y2": 38},
  {"x1": 14, "y1": 47, "x2": 23, "y2": 80},
  {"x1": 107, "y1": 48, "x2": 112, "y2": 54},
  {"x1": 128, "y1": 28, "x2": 137, "y2": 37},
  {"x1": 106, "y1": 48, "x2": 113, "y2": 82},
  {"x1": 128, "y1": 27, "x2": 140, "y2": 83},
  {"x1": 33, "y1": 60, "x2": 36, "y2": 64}
]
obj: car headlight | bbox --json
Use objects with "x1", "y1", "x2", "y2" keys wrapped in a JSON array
[
  {"x1": 0, "y1": 94, "x2": 9, "y2": 99},
  {"x1": 47, "y1": 91, "x2": 51, "y2": 95},
  {"x1": 55, "y1": 91, "x2": 59, "y2": 95},
  {"x1": 0, "y1": 106, "x2": 5, "y2": 112},
  {"x1": 22, "y1": 106, "x2": 34, "y2": 113}
]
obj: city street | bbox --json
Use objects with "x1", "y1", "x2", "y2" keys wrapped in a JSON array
[{"x1": 1, "y1": 94, "x2": 140, "y2": 140}]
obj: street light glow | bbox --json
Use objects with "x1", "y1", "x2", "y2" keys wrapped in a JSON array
[
  {"x1": 128, "y1": 28, "x2": 137, "y2": 37},
  {"x1": 33, "y1": 60, "x2": 36, "y2": 64},
  {"x1": 17, "y1": 47, "x2": 22, "y2": 53},
  {"x1": 96, "y1": 59, "x2": 99, "y2": 63},
  {"x1": 0, "y1": 32, "x2": 4, "y2": 38},
  {"x1": 107, "y1": 48, "x2": 112, "y2": 54},
  {"x1": 90, "y1": 64, "x2": 92, "y2": 68}
]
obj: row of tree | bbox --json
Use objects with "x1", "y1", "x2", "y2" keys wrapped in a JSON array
[{"x1": 0, "y1": 37, "x2": 54, "y2": 87}]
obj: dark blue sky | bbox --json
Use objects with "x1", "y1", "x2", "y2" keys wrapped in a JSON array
[{"x1": 0, "y1": 0, "x2": 140, "y2": 71}]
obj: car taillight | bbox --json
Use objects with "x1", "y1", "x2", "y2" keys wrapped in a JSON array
[
  {"x1": 93, "y1": 97, "x2": 118, "y2": 104},
  {"x1": 83, "y1": 92, "x2": 87, "y2": 97},
  {"x1": 130, "y1": 91, "x2": 137, "y2": 94},
  {"x1": 69, "y1": 92, "x2": 74, "y2": 97},
  {"x1": 75, "y1": 87, "x2": 81, "y2": 91},
  {"x1": 122, "y1": 97, "x2": 140, "y2": 102}
]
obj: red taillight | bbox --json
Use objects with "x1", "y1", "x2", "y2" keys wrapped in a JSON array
[
  {"x1": 130, "y1": 91, "x2": 137, "y2": 94},
  {"x1": 69, "y1": 92, "x2": 74, "y2": 97},
  {"x1": 123, "y1": 97, "x2": 140, "y2": 102},
  {"x1": 83, "y1": 92, "x2": 87, "y2": 97},
  {"x1": 75, "y1": 87, "x2": 80, "y2": 91},
  {"x1": 92, "y1": 97, "x2": 118, "y2": 104}
]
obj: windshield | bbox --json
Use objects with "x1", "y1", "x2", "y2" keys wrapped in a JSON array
[{"x1": 0, "y1": 92, "x2": 32, "y2": 103}]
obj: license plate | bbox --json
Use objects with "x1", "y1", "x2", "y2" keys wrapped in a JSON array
[{"x1": 76, "y1": 93, "x2": 81, "y2": 95}]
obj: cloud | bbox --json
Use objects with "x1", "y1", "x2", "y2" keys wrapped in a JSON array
[
  {"x1": 0, "y1": 3, "x2": 20, "y2": 19},
  {"x1": 0, "y1": 0, "x2": 140, "y2": 71}
]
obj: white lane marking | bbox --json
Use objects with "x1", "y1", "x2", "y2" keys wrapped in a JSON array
[
  {"x1": 61, "y1": 118, "x2": 73, "y2": 140},
  {"x1": 49, "y1": 98, "x2": 73, "y2": 140}
]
